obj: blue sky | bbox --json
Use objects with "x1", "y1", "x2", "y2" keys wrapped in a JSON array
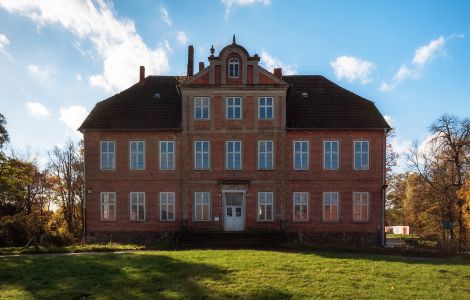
[{"x1": 0, "y1": 0, "x2": 469, "y2": 169}]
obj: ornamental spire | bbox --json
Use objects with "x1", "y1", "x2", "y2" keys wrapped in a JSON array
[{"x1": 232, "y1": 34, "x2": 236, "y2": 44}]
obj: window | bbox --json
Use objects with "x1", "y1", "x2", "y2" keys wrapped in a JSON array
[
  {"x1": 293, "y1": 192, "x2": 309, "y2": 221},
  {"x1": 258, "y1": 192, "x2": 273, "y2": 221},
  {"x1": 258, "y1": 140, "x2": 273, "y2": 170},
  {"x1": 130, "y1": 192, "x2": 145, "y2": 221},
  {"x1": 160, "y1": 141, "x2": 175, "y2": 170},
  {"x1": 353, "y1": 192, "x2": 369, "y2": 222},
  {"x1": 130, "y1": 141, "x2": 145, "y2": 170},
  {"x1": 100, "y1": 192, "x2": 116, "y2": 221},
  {"x1": 228, "y1": 58, "x2": 239, "y2": 78},
  {"x1": 226, "y1": 141, "x2": 242, "y2": 170},
  {"x1": 194, "y1": 192, "x2": 210, "y2": 221},
  {"x1": 258, "y1": 97, "x2": 274, "y2": 119},
  {"x1": 323, "y1": 192, "x2": 339, "y2": 222},
  {"x1": 324, "y1": 141, "x2": 339, "y2": 170},
  {"x1": 354, "y1": 141, "x2": 369, "y2": 170},
  {"x1": 160, "y1": 192, "x2": 175, "y2": 221},
  {"x1": 194, "y1": 97, "x2": 210, "y2": 120},
  {"x1": 194, "y1": 141, "x2": 210, "y2": 170},
  {"x1": 226, "y1": 97, "x2": 242, "y2": 119},
  {"x1": 100, "y1": 141, "x2": 115, "y2": 170},
  {"x1": 293, "y1": 141, "x2": 309, "y2": 170}
]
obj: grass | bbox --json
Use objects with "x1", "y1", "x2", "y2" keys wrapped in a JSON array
[
  {"x1": 386, "y1": 234, "x2": 417, "y2": 239},
  {"x1": 0, "y1": 243, "x2": 145, "y2": 255},
  {"x1": 1, "y1": 249, "x2": 469, "y2": 299}
]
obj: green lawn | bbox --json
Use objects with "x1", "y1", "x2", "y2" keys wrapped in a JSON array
[{"x1": 1, "y1": 250, "x2": 469, "y2": 299}]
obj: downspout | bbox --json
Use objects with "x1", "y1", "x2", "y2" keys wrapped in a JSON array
[
  {"x1": 82, "y1": 129, "x2": 87, "y2": 244},
  {"x1": 381, "y1": 128, "x2": 387, "y2": 247}
]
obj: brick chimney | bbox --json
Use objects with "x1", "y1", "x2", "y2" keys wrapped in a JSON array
[
  {"x1": 198, "y1": 62, "x2": 205, "y2": 72},
  {"x1": 139, "y1": 66, "x2": 145, "y2": 84},
  {"x1": 274, "y1": 68, "x2": 282, "y2": 79},
  {"x1": 187, "y1": 45, "x2": 194, "y2": 76}
]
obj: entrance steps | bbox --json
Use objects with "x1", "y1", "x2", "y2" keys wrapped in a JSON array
[{"x1": 177, "y1": 231, "x2": 289, "y2": 249}]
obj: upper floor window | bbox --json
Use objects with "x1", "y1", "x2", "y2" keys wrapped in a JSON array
[
  {"x1": 100, "y1": 141, "x2": 115, "y2": 170},
  {"x1": 194, "y1": 97, "x2": 210, "y2": 120},
  {"x1": 293, "y1": 141, "x2": 309, "y2": 170},
  {"x1": 100, "y1": 192, "x2": 116, "y2": 221},
  {"x1": 194, "y1": 141, "x2": 210, "y2": 170},
  {"x1": 293, "y1": 192, "x2": 309, "y2": 222},
  {"x1": 130, "y1": 141, "x2": 145, "y2": 170},
  {"x1": 130, "y1": 192, "x2": 145, "y2": 221},
  {"x1": 226, "y1": 97, "x2": 242, "y2": 119},
  {"x1": 258, "y1": 97, "x2": 274, "y2": 119},
  {"x1": 160, "y1": 141, "x2": 175, "y2": 170},
  {"x1": 324, "y1": 141, "x2": 339, "y2": 170},
  {"x1": 194, "y1": 192, "x2": 210, "y2": 221},
  {"x1": 160, "y1": 192, "x2": 175, "y2": 221},
  {"x1": 258, "y1": 140, "x2": 273, "y2": 170},
  {"x1": 323, "y1": 192, "x2": 339, "y2": 222},
  {"x1": 228, "y1": 58, "x2": 239, "y2": 78},
  {"x1": 258, "y1": 192, "x2": 274, "y2": 221},
  {"x1": 353, "y1": 192, "x2": 369, "y2": 222},
  {"x1": 354, "y1": 141, "x2": 369, "y2": 170},
  {"x1": 226, "y1": 141, "x2": 242, "y2": 170}
]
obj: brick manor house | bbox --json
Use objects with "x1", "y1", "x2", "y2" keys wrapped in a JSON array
[{"x1": 79, "y1": 37, "x2": 390, "y2": 245}]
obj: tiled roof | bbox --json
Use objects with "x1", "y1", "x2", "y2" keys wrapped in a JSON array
[
  {"x1": 283, "y1": 75, "x2": 390, "y2": 130},
  {"x1": 79, "y1": 75, "x2": 390, "y2": 131}
]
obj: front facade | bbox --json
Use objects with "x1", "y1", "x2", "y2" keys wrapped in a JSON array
[{"x1": 80, "y1": 37, "x2": 390, "y2": 245}]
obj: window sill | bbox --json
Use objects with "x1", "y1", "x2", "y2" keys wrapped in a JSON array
[
  {"x1": 256, "y1": 220, "x2": 276, "y2": 224},
  {"x1": 130, "y1": 220, "x2": 146, "y2": 222},
  {"x1": 99, "y1": 220, "x2": 117, "y2": 222},
  {"x1": 99, "y1": 169, "x2": 116, "y2": 172},
  {"x1": 352, "y1": 221, "x2": 370, "y2": 224}
]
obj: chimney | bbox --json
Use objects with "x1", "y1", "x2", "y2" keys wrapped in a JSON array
[
  {"x1": 139, "y1": 66, "x2": 145, "y2": 84},
  {"x1": 187, "y1": 45, "x2": 194, "y2": 76},
  {"x1": 274, "y1": 68, "x2": 282, "y2": 79},
  {"x1": 198, "y1": 62, "x2": 205, "y2": 72}
]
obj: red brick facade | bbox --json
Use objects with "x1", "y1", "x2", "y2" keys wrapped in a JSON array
[{"x1": 82, "y1": 40, "x2": 388, "y2": 245}]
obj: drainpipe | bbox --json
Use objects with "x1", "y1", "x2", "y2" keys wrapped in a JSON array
[{"x1": 381, "y1": 128, "x2": 387, "y2": 247}]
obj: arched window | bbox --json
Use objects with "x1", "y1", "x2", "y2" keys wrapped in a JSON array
[{"x1": 228, "y1": 58, "x2": 239, "y2": 78}]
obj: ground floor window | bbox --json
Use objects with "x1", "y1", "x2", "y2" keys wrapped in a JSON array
[
  {"x1": 323, "y1": 192, "x2": 339, "y2": 222},
  {"x1": 293, "y1": 192, "x2": 309, "y2": 221},
  {"x1": 353, "y1": 192, "x2": 369, "y2": 222},
  {"x1": 194, "y1": 192, "x2": 210, "y2": 221},
  {"x1": 100, "y1": 192, "x2": 116, "y2": 221},
  {"x1": 130, "y1": 192, "x2": 145, "y2": 221},
  {"x1": 160, "y1": 192, "x2": 175, "y2": 221},
  {"x1": 257, "y1": 192, "x2": 273, "y2": 221}
]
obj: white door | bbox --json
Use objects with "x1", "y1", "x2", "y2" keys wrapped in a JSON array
[{"x1": 224, "y1": 192, "x2": 244, "y2": 231}]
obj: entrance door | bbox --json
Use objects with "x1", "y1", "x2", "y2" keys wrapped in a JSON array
[{"x1": 224, "y1": 192, "x2": 244, "y2": 231}]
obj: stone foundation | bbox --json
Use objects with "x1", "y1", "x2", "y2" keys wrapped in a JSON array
[
  {"x1": 86, "y1": 231, "x2": 179, "y2": 244},
  {"x1": 289, "y1": 231, "x2": 380, "y2": 248}
]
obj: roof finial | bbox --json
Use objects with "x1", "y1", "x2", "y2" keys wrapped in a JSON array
[
  {"x1": 210, "y1": 45, "x2": 215, "y2": 55},
  {"x1": 232, "y1": 34, "x2": 236, "y2": 44}
]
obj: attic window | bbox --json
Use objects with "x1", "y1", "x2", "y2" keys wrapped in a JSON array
[
  {"x1": 228, "y1": 58, "x2": 239, "y2": 78},
  {"x1": 302, "y1": 92, "x2": 309, "y2": 98},
  {"x1": 153, "y1": 93, "x2": 161, "y2": 99}
]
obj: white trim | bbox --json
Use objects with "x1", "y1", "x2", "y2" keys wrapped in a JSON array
[
  {"x1": 353, "y1": 140, "x2": 370, "y2": 170},
  {"x1": 226, "y1": 140, "x2": 243, "y2": 170},
  {"x1": 194, "y1": 96, "x2": 210, "y2": 120},
  {"x1": 194, "y1": 192, "x2": 211, "y2": 221},
  {"x1": 257, "y1": 191, "x2": 274, "y2": 221},
  {"x1": 293, "y1": 192, "x2": 309, "y2": 222},
  {"x1": 322, "y1": 192, "x2": 339, "y2": 222},
  {"x1": 129, "y1": 140, "x2": 145, "y2": 170},
  {"x1": 258, "y1": 96, "x2": 274, "y2": 120},
  {"x1": 100, "y1": 140, "x2": 116, "y2": 170},
  {"x1": 159, "y1": 141, "x2": 175, "y2": 170},
  {"x1": 194, "y1": 140, "x2": 210, "y2": 170},
  {"x1": 323, "y1": 140, "x2": 340, "y2": 170},
  {"x1": 159, "y1": 192, "x2": 176, "y2": 221},
  {"x1": 257, "y1": 140, "x2": 274, "y2": 170},
  {"x1": 222, "y1": 189, "x2": 246, "y2": 231},
  {"x1": 226, "y1": 96, "x2": 242, "y2": 120},
  {"x1": 228, "y1": 58, "x2": 240, "y2": 78},
  {"x1": 293, "y1": 140, "x2": 309, "y2": 170},
  {"x1": 353, "y1": 192, "x2": 370, "y2": 222},
  {"x1": 129, "y1": 192, "x2": 146, "y2": 221},
  {"x1": 100, "y1": 192, "x2": 116, "y2": 221}
]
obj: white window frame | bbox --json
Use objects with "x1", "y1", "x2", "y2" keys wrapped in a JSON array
[
  {"x1": 194, "y1": 140, "x2": 210, "y2": 170},
  {"x1": 354, "y1": 140, "x2": 370, "y2": 170},
  {"x1": 194, "y1": 97, "x2": 210, "y2": 120},
  {"x1": 228, "y1": 58, "x2": 239, "y2": 78},
  {"x1": 258, "y1": 140, "x2": 274, "y2": 170},
  {"x1": 194, "y1": 192, "x2": 211, "y2": 221},
  {"x1": 324, "y1": 140, "x2": 339, "y2": 170},
  {"x1": 159, "y1": 141, "x2": 175, "y2": 170},
  {"x1": 226, "y1": 97, "x2": 242, "y2": 120},
  {"x1": 293, "y1": 192, "x2": 309, "y2": 222},
  {"x1": 100, "y1": 140, "x2": 116, "y2": 170},
  {"x1": 323, "y1": 192, "x2": 339, "y2": 222},
  {"x1": 293, "y1": 141, "x2": 309, "y2": 170},
  {"x1": 353, "y1": 192, "x2": 370, "y2": 222},
  {"x1": 100, "y1": 192, "x2": 116, "y2": 221},
  {"x1": 257, "y1": 192, "x2": 274, "y2": 221},
  {"x1": 160, "y1": 192, "x2": 175, "y2": 221},
  {"x1": 258, "y1": 97, "x2": 274, "y2": 120},
  {"x1": 226, "y1": 140, "x2": 242, "y2": 170},
  {"x1": 129, "y1": 140, "x2": 145, "y2": 170},
  {"x1": 130, "y1": 192, "x2": 146, "y2": 221}
]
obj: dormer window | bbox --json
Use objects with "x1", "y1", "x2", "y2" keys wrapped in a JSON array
[{"x1": 228, "y1": 58, "x2": 239, "y2": 78}]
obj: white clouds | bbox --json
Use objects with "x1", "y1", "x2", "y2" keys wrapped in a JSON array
[
  {"x1": 25, "y1": 101, "x2": 51, "y2": 117},
  {"x1": 27, "y1": 64, "x2": 52, "y2": 81},
  {"x1": 330, "y1": 56, "x2": 375, "y2": 85},
  {"x1": 222, "y1": 0, "x2": 271, "y2": 17},
  {"x1": 59, "y1": 106, "x2": 88, "y2": 132},
  {"x1": 75, "y1": 73, "x2": 82, "y2": 81},
  {"x1": 380, "y1": 34, "x2": 464, "y2": 92},
  {"x1": 0, "y1": 0, "x2": 170, "y2": 92},
  {"x1": 260, "y1": 51, "x2": 297, "y2": 75},
  {"x1": 160, "y1": 6, "x2": 172, "y2": 26},
  {"x1": 383, "y1": 115, "x2": 393, "y2": 127},
  {"x1": 176, "y1": 31, "x2": 188, "y2": 45},
  {"x1": 0, "y1": 33, "x2": 12, "y2": 60}
]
